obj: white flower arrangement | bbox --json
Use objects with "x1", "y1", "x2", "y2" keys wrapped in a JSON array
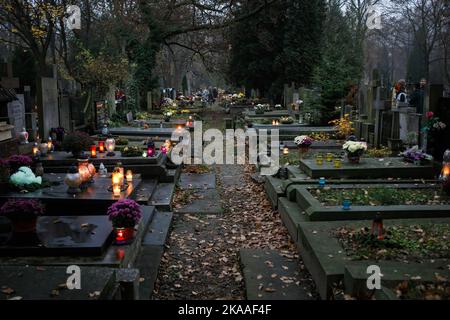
[
  {"x1": 10, "y1": 167, "x2": 42, "y2": 187},
  {"x1": 294, "y1": 135, "x2": 313, "y2": 147},
  {"x1": 342, "y1": 141, "x2": 367, "y2": 155},
  {"x1": 433, "y1": 121, "x2": 446, "y2": 130}
]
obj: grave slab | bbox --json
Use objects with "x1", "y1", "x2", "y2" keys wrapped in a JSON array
[
  {"x1": 178, "y1": 173, "x2": 216, "y2": 190},
  {"x1": 174, "y1": 189, "x2": 223, "y2": 215},
  {"x1": 296, "y1": 218, "x2": 450, "y2": 299},
  {"x1": 239, "y1": 248, "x2": 313, "y2": 300},
  {"x1": 294, "y1": 184, "x2": 450, "y2": 221},
  {"x1": 0, "y1": 216, "x2": 112, "y2": 256},
  {"x1": 0, "y1": 206, "x2": 154, "y2": 268},
  {"x1": 0, "y1": 173, "x2": 143, "y2": 215},
  {"x1": 143, "y1": 211, "x2": 173, "y2": 246},
  {"x1": 344, "y1": 260, "x2": 450, "y2": 299},
  {"x1": 0, "y1": 266, "x2": 116, "y2": 300},
  {"x1": 299, "y1": 157, "x2": 435, "y2": 179}
]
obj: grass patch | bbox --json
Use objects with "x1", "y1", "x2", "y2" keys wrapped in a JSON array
[
  {"x1": 335, "y1": 223, "x2": 450, "y2": 261},
  {"x1": 311, "y1": 187, "x2": 450, "y2": 206}
]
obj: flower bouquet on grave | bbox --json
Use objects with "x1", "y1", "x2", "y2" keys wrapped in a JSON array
[
  {"x1": 254, "y1": 104, "x2": 265, "y2": 114},
  {"x1": 399, "y1": 146, "x2": 433, "y2": 165},
  {"x1": 6, "y1": 155, "x2": 33, "y2": 173},
  {"x1": 0, "y1": 198, "x2": 45, "y2": 244},
  {"x1": 107, "y1": 199, "x2": 142, "y2": 245},
  {"x1": 421, "y1": 112, "x2": 447, "y2": 134},
  {"x1": 61, "y1": 131, "x2": 94, "y2": 158},
  {"x1": 295, "y1": 135, "x2": 314, "y2": 159},
  {"x1": 280, "y1": 116, "x2": 294, "y2": 124},
  {"x1": 342, "y1": 141, "x2": 367, "y2": 164}
]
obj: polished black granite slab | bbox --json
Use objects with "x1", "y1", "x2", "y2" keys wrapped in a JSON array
[{"x1": 0, "y1": 215, "x2": 113, "y2": 256}]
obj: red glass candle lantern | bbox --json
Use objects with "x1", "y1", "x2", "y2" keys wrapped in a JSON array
[
  {"x1": 98, "y1": 141, "x2": 105, "y2": 153},
  {"x1": 147, "y1": 139, "x2": 156, "y2": 157},
  {"x1": 90, "y1": 145, "x2": 97, "y2": 158},
  {"x1": 371, "y1": 213, "x2": 384, "y2": 240}
]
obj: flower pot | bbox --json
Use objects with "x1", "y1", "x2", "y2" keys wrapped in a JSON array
[
  {"x1": 10, "y1": 217, "x2": 38, "y2": 234},
  {"x1": 347, "y1": 154, "x2": 361, "y2": 164},
  {"x1": 114, "y1": 227, "x2": 135, "y2": 245}
]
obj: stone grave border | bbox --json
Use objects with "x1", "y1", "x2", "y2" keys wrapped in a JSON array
[
  {"x1": 296, "y1": 218, "x2": 450, "y2": 299},
  {"x1": 294, "y1": 184, "x2": 450, "y2": 221}
]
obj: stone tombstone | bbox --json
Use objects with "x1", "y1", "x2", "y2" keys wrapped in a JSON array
[
  {"x1": 37, "y1": 77, "x2": 59, "y2": 139},
  {"x1": 59, "y1": 96, "x2": 71, "y2": 131},
  {"x1": 7, "y1": 94, "x2": 25, "y2": 136},
  {"x1": 126, "y1": 111, "x2": 133, "y2": 123}
]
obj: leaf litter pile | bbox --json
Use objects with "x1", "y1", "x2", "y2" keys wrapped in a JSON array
[{"x1": 153, "y1": 164, "x2": 317, "y2": 300}]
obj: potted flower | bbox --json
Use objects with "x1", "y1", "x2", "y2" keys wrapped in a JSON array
[
  {"x1": 61, "y1": 131, "x2": 94, "y2": 158},
  {"x1": 342, "y1": 141, "x2": 367, "y2": 164},
  {"x1": 0, "y1": 198, "x2": 45, "y2": 236},
  {"x1": 295, "y1": 135, "x2": 313, "y2": 161},
  {"x1": 6, "y1": 155, "x2": 33, "y2": 173},
  {"x1": 399, "y1": 146, "x2": 433, "y2": 165},
  {"x1": 295, "y1": 135, "x2": 313, "y2": 153},
  {"x1": 254, "y1": 104, "x2": 265, "y2": 115},
  {"x1": 107, "y1": 199, "x2": 142, "y2": 245}
]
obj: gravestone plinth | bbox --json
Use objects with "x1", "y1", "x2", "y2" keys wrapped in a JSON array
[
  {"x1": 0, "y1": 173, "x2": 144, "y2": 215},
  {"x1": 0, "y1": 206, "x2": 154, "y2": 268},
  {"x1": 39, "y1": 151, "x2": 168, "y2": 179},
  {"x1": 298, "y1": 157, "x2": 435, "y2": 179},
  {"x1": 0, "y1": 216, "x2": 112, "y2": 256},
  {"x1": 96, "y1": 127, "x2": 177, "y2": 140},
  {"x1": 0, "y1": 266, "x2": 117, "y2": 300}
]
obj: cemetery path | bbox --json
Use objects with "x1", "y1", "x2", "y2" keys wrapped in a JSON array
[{"x1": 153, "y1": 107, "x2": 317, "y2": 300}]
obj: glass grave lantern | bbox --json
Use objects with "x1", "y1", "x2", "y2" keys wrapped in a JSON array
[
  {"x1": 440, "y1": 149, "x2": 450, "y2": 195},
  {"x1": 105, "y1": 138, "x2": 116, "y2": 157},
  {"x1": 147, "y1": 139, "x2": 156, "y2": 157},
  {"x1": 371, "y1": 213, "x2": 384, "y2": 240}
]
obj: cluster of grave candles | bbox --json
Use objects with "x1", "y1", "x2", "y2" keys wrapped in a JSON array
[
  {"x1": 112, "y1": 163, "x2": 133, "y2": 197},
  {"x1": 89, "y1": 141, "x2": 106, "y2": 158},
  {"x1": 272, "y1": 120, "x2": 280, "y2": 126},
  {"x1": 315, "y1": 153, "x2": 341, "y2": 168}
]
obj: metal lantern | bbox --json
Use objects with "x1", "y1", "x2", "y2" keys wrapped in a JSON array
[{"x1": 105, "y1": 138, "x2": 116, "y2": 156}]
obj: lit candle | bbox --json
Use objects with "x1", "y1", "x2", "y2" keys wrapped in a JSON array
[
  {"x1": 112, "y1": 172, "x2": 121, "y2": 186},
  {"x1": 47, "y1": 138, "x2": 53, "y2": 152},
  {"x1": 113, "y1": 184, "x2": 121, "y2": 197},
  {"x1": 78, "y1": 164, "x2": 90, "y2": 184},
  {"x1": 161, "y1": 145, "x2": 167, "y2": 154},
  {"x1": 90, "y1": 145, "x2": 97, "y2": 158},
  {"x1": 142, "y1": 151, "x2": 148, "y2": 158},
  {"x1": 326, "y1": 153, "x2": 334, "y2": 162},
  {"x1": 32, "y1": 143, "x2": 39, "y2": 157},
  {"x1": 316, "y1": 155, "x2": 324, "y2": 166},
  {"x1": 319, "y1": 177, "x2": 326, "y2": 187},
  {"x1": 105, "y1": 138, "x2": 116, "y2": 156},
  {"x1": 283, "y1": 147, "x2": 289, "y2": 155},
  {"x1": 147, "y1": 140, "x2": 155, "y2": 157},
  {"x1": 334, "y1": 159, "x2": 342, "y2": 168},
  {"x1": 342, "y1": 199, "x2": 351, "y2": 210},
  {"x1": 98, "y1": 141, "x2": 105, "y2": 153},
  {"x1": 116, "y1": 228, "x2": 125, "y2": 242},
  {"x1": 272, "y1": 120, "x2": 276, "y2": 125},
  {"x1": 126, "y1": 170, "x2": 133, "y2": 183}
]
